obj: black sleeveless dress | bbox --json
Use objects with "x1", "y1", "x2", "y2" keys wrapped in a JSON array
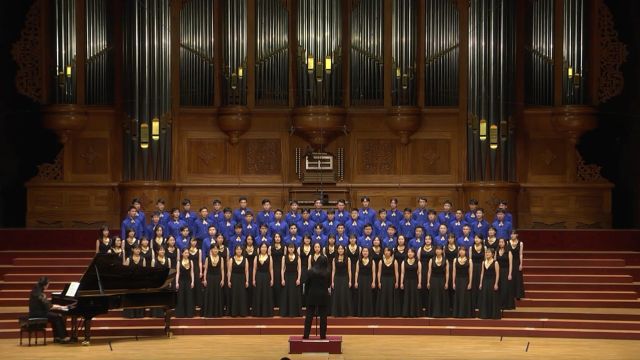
[
  {"x1": 445, "y1": 245, "x2": 458, "y2": 312},
  {"x1": 152, "y1": 237, "x2": 166, "y2": 253},
  {"x1": 123, "y1": 256, "x2": 147, "y2": 318},
  {"x1": 377, "y1": 259, "x2": 396, "y2": 317},
  {"x1": 188, "y1": 249, "x2": 203, "y2": 308},
  {"x1": 202, "y1": 255, "x2": 224, "y2": 317},
  {"x1": 471, "y1": 245, "x2": 485, "y2": 309},
  {"x1": 229, "y1": 257, "x2": 248, "y2": 317},
  {"x1": 98, "y1": 239, "x2": 111, "y2": 254},
  {"x1": 419, "y1": 245, "x2": 435, "y2": 313},
  {"x1": 299, "y1": 245, "x2": 312, "y2": 307},
  {"x1": 509, "y1": 241, "x2": 525, "y2": 299},
  {"x1": 217, "y1": 245, "x2": 229, "y2": 313},
  {"x1": 452, "y1": 258, "x2": 472, "y2": 318},
  {"x1": 165, "y1": 246, "x2": 178, "y2": 270},
  {"x1": 244, "y1": 248, "x2": 256, "y2": 310},
  {"x1": 151, "y1": 256, "x2": 171, "y2": 317},
  {"x1": 370, "y1": 246, "x2": 383, "y2": 310},
  {"x1": 356, "y1": 259, "x2": 374, "y2": 317},
  {"x1": 175, "y1": 260, "x2": 195, "y2": 318},
  {"x1": 346, "y1": 245, "x2": 360, "y2": 313},
  {"x1": 124, "y1": 239, "x2": 138, "y2": 259},
  {"x1": 485, "y1": 238, "x2": 499, "y2": 253},
  {"x1": 393, "y1": 247, "x2": 407, "y2": 315},
  {"x1": 478, "y1": 260, "x2": 501, "y2": 319},
  {"x1": 428, "y1": 257, "x2": 448, "y2": 318},
  {"x1": 497, "y1": 249, "x2": 515, "y2": 310},
  {"x1": 140, "y1": 247, "x2": 153, "y2": 266},
  {"x1": 402, "y1": 259, "x2": 420, "y2": 317},
  {"x1": 270, "y1": 244, "x2": 284, "y2": 308},
  {"x1": 253, "y1": 255, "x2": 274, "y2": 317},
  {"x1": 332, "y1": 257, "x2": 352, "y2": 317},
  {"x1": 109, "y1": 247, "x2": 125, "y2": 263},
  {"x1": 280, "y1": 254, "x2": 301, "y2": 317}
]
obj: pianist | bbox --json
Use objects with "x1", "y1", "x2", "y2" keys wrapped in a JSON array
[{"x1": 29, "y1": 276, "x2": 70, "y2": 343}]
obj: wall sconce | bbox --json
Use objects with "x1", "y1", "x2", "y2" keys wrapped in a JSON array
[
  {"x1": 307, "y1": 53, "x2": 315, "y2": 72},
  {"x1": 489, "y1": 124, "x2": 498, "y2": 149},
  {"x1": 151, "y1": 117, "x2": 160, "y2": 141},
  {"x1": 140, "y1": 122, "x2": 150, "y2": 149},
  {"x1": 479, "y1": 119, "x2": 487, "y2": 141}
]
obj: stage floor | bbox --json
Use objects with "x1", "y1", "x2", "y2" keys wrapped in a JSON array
[{"x1": 3, "y1": 335, "x2": 639, "y2": 360}]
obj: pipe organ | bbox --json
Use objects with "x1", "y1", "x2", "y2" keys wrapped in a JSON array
[{"x1": 25, "y1": 0, "x2": 621, "y2": 229}]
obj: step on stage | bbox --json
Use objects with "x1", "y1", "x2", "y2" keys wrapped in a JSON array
[{"x1": 289, "y1": 336, "x2": 342, "y2": 354}]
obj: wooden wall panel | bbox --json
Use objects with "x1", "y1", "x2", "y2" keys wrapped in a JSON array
[
  {"x1": 241, "y1": 139, "x2": 282, "y2": 175},
  {"x1": 408, "y1": 139, "x2": 451, "y2": 175},
  {"x1": 186, "y1": 139, "x2": 228, "y2": 175}
]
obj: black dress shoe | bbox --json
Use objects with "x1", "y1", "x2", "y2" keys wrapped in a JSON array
[
  {"x1": 54, "y1": 337, "x2": 71, "y2": 344},
  {"x1": 302, "y1": 336, "x2": 309, "y2": 340}
]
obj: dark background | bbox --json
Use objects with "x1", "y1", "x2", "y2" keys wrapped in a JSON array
[{"x1": 0, "y1": 1, "x2": 638, "y2": 228}]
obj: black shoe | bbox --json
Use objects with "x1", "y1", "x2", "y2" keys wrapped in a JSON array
[
  {"x1": 302, "y1": 336, "x2": 309, "y2": 339},
  {"x1": 54, "y1": 337, "x2": 71, "y2": 344}
]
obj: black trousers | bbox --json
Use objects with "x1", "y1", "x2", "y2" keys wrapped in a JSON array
[
  {"x1": 47, "y1": 312, "x2": 68, "y2": 339},
  {"x1": 303, "y1": 304, "x2": 327, "y2": 339}
]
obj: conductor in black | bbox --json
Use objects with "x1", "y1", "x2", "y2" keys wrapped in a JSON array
[{"x1": 303, "y1": 256, "x2": 331, "y2": 339}]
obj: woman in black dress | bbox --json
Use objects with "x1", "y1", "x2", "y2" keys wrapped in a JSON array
[
  {"x1": 418, "y1": 235, "x2": 434, "y2": 315},
  {"x1": 165, "y1": 236, "x2": 178, "y2": 270},
  {"x1": 202, "y1": 245, "x2": 225, "y2": 317},
  {"x1": 452, "y1": 246, "x2": 473, "y2": 318},
  {"x1": 139, "y1": 237, "x2": 154, "y2": 265},
  {"x1": 175, "y1": 248, "x2": 195, "y2": 318},
  {"x1": 485, "y1": 227, "x2": 499, "y2": 253},
  {"x1": 496, "y1": 238, "x2": 515, "y2": 310},
  {"x1": 252, "y1": 243, "x2": 274, "y2": 317},
  {"x1": 227, "y1": 245, "x2": 249, "y2": 317},
  {"x1": 269, "y1": 233, "x2": 285, "y2": 310},
  {"x1": 478, "y1": 248, "x2": 501, "y2": 319},
  {"x1": 187, "y1": 238, "x2": 203, "y2": 310},
  {"x1": 124, "y1": 228, "x2": 138, "y2": 259},
  {"x1": 470, "y1": 234, "x2": 485, "y2": 310},
  {"x1": 280, "y1": 243, "x2": 301, "y2": 317},
  {"x1": 123, "y1": 245, "x2": 147, "y2": 318},
  {"x1": 377, "y1": 247, "x2": 398, "y2": 317},
  {"x1": 331, "y1": 245, "x2": 352, "y2": 317},
  {"x1": 324, "y1": 235, "x2": 337, "y2": 265},
  {"x1": 152, "y1": 225, "x2": 166, "y2": 253},
  {"x1": 401, "y1": 248, "x2": 421, "y2": 318},
  {"x1": 108, "y1": 236, "x2": 124, "y2": 263},
  {"x1": 151, "y1": 246, "x2": 172, "y2": 317},
  {"x1": 370, "y1": 237, "x2": 383, "y2": 310},
  {"x1": 509, "y1": 230, "x2": 525, "y2": 300},
  {"x1": 444, "y1": 233, "x2": 458, "y2": 313},
  {"x1": 393, "y1": 235, "x2": 408, "y2": 315},
  {"x1": 299, "y1": 235, "x2": 312, "y2": 307},
  {"x1": 96, "y1": 225, "x2": 111, "y2": 254},
  {"x1": 355, "y1": 247, "x2": 375, "y2": 317},
  {"x1": 427, "y1": 246, "x2": 449, "y2": 318},
  {"x1": 244, "y1": 235, "x2": 257, "y2": 312},
  {"x1": 309, "y1": 242, "x2": 325, "y2": 268},
  {"x1": 214, "y1": 233, "x2": 229, "y2": 314},
  {"x1": 346, "y1": 234, "x2": 360, "y2": 315}
]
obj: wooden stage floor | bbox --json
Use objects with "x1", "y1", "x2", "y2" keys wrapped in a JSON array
[{"x1": 3, "y1": 335, "x2": 639, "y2": 360}]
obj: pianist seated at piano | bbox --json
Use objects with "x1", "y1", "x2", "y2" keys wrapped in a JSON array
[{"x1": 29, "y1": 276, "x2": 70, "y2": 343}]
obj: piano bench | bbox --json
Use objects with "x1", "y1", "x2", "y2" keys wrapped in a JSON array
[{"x1": 18, "y1": 316, "x2": 48, "y2": 346}]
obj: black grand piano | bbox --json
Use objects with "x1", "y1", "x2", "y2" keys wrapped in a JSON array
[{"x1": 52, "y1": 253, "x2": 177, "y2": 344}]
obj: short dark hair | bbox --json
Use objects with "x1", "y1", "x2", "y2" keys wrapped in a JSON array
[
  {"x1": 156, "y1": 198, "x2": 165, "y2": 205},
  {"x1": 361, "y1": 196, "x2": 370, "y2": 202},
  {"x1": 182, "y1": 199, "x2": 191, "y2": 205},
  {"x1": 468, "y1": 199, "x2": 478, "y2": 205},
  {"x1": 212, "y1": 199, "x2": 221, "y2": 205},
  {"x1": 239, "y1": 196, "x2": 248, "y2": 202},
  {"x1": 262, "y1": 199, "x2": 271, "y2": 205},
  {"x1": 443, "y1": 200, "x2": 453, "y2": 206},
  {"x1": 131, "y1": 198, "x2": 141, "y2": 205}
]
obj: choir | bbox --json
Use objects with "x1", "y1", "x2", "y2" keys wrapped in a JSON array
[{"x1": 96, "y1": 196, "x2": 524, "y2": 319}]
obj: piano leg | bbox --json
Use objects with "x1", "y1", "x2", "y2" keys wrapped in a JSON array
[
  {"x1": 70, "y1": 315, "x2": 79, "y2": 342},
  {"x1": 164, "y1": 308, "x2": 174, "y2": 338},
  {"x1": 82, "y1": 317, "x2": 93, "y2": 346}
]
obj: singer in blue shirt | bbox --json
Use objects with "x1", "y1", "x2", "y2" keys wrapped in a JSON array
[
  {"x1": 398, "y1": 209, "x2": 418, "y2": 239},
  {"x1": 233, "y1": 196, "x2": 252, "y2": 224},
  {"x1": 256, "y1": 199, "x2": 274, "y2": 227},
  {"x1": 471, "y1": 209, "x2": 490, "y2": 239},
  {"x1": 386, "y1": 198, "x2": 402, "y2": 227},
  {"x1": 412, "y1": 197, "x2": 429, "y2": 224},
  {"x1": 334, "y1": 200, "x2": 349, "y2": 225},
  {"x1": 121, "y1": 206, "x2": 144, "y2": 240},
  {"x1": 437, "y1": 200, "x2": 454, "y2": 227},
  {"x1": 269, "y1": 209, "x2": 287, "y2": 239},
  {"x1": 311, "y1": 199, "x2": 328, "y2": 224},
  {"x1": 358, "y1": 196, "x2": 376, "y2": 227}
]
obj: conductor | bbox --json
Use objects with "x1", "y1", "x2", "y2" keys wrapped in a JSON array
[{"x1": 303, "y1": 256, "x2": 330, "y2": 339}]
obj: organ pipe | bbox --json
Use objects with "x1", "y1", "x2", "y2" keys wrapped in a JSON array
[
  {"x1": 424, "y1": 0, "x2": 459, "y2": 107},
  {"x1": 180, "y1": 0, "x2": 215, "y2": 106},
  {"x1": 255, "y1": 0, "x2": 289, "y2": 106},
  {"x1": 296, "y1": 0, "x2": 343, "y2": 107},
  {"x1": 563, "y1": 0, "x2": 586, "y2": 104},
  {"x1": 525, "y1": 0, "x2": 554, "y2": 106},
  {"x1": 467, "y1": 0, "x2": 516, "y2": 182},
  {"x1": 85, "y1": 0, "x2": 113, "y2": 105},
  {"x1": 122, "y1": 0, "x2": 172, "y2": 181},
  {"x1": 350, "y1": 0, "x2": 383, "y2": 106},
  {"x1": 392, "y1": 0, "x2": 416, "y2": 106},
  {"x1": 52, "y1": 0, "x2": 77, "y2": 104},
  {"x1": 222, "y1": 0, "x2": 248, "y2": 106}
]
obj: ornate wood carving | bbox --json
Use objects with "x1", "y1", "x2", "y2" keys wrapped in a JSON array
[
  {"x1": 357, "y1": 140, "x2": 396, "y2": 174},
  {"x1": 35, "y1": 150, "x2": 64, "y2": 181},
  {"x1": 243, "y1": 139, "x2": 282, "y2": 175},
  {"x1": 597, "y1": 2, "x2": 628, "y2": 103},
  {"x1": 41, "y1": 105, "x2": 89, "y2": 144},
  {"x1": 11, "y1": 0, "x2": 43, "y2": 103},
  {"x1": 576, "y1": 150, "x2": 605, "y2": 183},
  {"x1": 72, "y1": 138, "x2": 109, "y2": 174},
  {"x1": 409, "y1": 139, "x2": 450, "y2": 175},
  {"x1": 217, "y1": 107, "x2": 251, "y2": 145},
  {"x1": 386, "y1": 107, "x2": 421, "y2": 145},
  {"x1": 530, "y1": 139, "x2": 565, "y2": 175},
  {"x1": 292, "y1": 107, "x2": 347, "y2": 149},
  {"x1": 187, "y1": 139, "x2": 227, "y2": 175}
]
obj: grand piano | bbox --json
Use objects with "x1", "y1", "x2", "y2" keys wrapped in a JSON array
[{"x1": 52, "y1": 253, "x2": 177, "y2": 344}]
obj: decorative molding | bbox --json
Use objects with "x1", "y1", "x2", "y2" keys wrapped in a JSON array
[
  {"x1": 35, "y1": 150, "x2": 64, "y2": 181},
  {"x1": 358, "y1": 140, "x2": 395, "y2": 174},
  {"x1": 576, "y1": 221, "x2": 603, "y2": 229},
  {"x1": 531, "y1": 221, "x2": 567, "y2": 229},
  {"x1": 576, "y1": 150, "x2": 605, "y2": 183},
  {"x1": 423, "y1": 149, "x2": 440, "y2": 166},
  {"x1": 542, "y1": 148, "x2": 557, "y2": 166},
  {"x1": 243, "y1": 139, "x2": 281, "y2": 175},
  {"x1": 11, "y1": 0, "x2": 43, "y2": 103},
  {"x1": 597, "y1": 2, "x2": 628, "y2": 103}
]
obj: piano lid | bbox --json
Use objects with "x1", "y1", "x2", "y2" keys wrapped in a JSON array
[{"x1": 78, "y1": 253, "x2": 175, "y2": 292}]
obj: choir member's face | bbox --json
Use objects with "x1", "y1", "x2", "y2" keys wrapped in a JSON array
[
  {"x1": 102, "y1": 228, "x2": 110, "y2": 237},
  {"x1": 337, "y1": 202, "x2": 345, "y2": 211},
  {"x1": 224, "y1": 212, "x2": 232, "y2": 219},
  {"x1": 157, "y1": 202, "x2": 165, "y2": 211},
  {"x1": 488, "y1": 228, "x2": 496, "y2": 237},
  {"x1": 476, "y1": 210, "x2": 484, "y2": 220},
  {"x1": 182, "y1": 250, "x2": 190, "y2": 259},
  {"x1": 260, "y1": 227, "x2": 268, "y2": 235},
  {"x1": 362, "y1": 199, "x2": 370, "y2": 208},
  {"x1": 444, "y1": 203, "x2": 451, "y2": 212},
  {"x1": 167, "y1": 237, "x2": 176, "y2": 246},
  {"x1": 158, "y1": 248, "x2": 165, "y2": 256},
  {"x1": 302, "y1": 212, "x2": 310, "y2": 220},
  {"x1": 291, "y1": 203, "x2": 299, "y2": 212},
  {"x1": 201, "y1": 209, "x2": 209, "y2": 218},
  {"x1": 403, "y1": 212, "x2": 411, "y2": 220},
  {"x1": 418, "y1": 199, "x2": 427, "y2": 208},
  {"x1": 415, "y1": 228, "x2": 423, "y2": 238},
  {"x1": 239, "y1": 200, "x2": 247, "y2": 209},
  {"x1": 350, "y1": 211, "x2": 358, "y2": 220},
  {"x1": 485, "y1": 251, "x2": 492, "y2": 260},
  {"x1": 439, "y1": 225, "x2": 447, "y2": 235},
  {"x1": 327, "y1": 213, "x2": 335, "y2": 221},
  {"x1": 390, "y1": 200, "x2": 397, "y2": 209},
  {"x1": 364, "y1": 227, "x2": 372, "y2": 236},
  {"x1": 337, "y1": 226, "x2": 345, "y2": 234},
  {"x1": 408, "y1": 250, "x2": 415, "y2": 259},
  {"x1": 379, "y1": 212, "x2": 386, "y2": 220},
  {"x1": 361, "y1": 248, "x2": 369, "y2": 258},
  {"x1": 425, "y1": 237, "x2": 432, "y2": 246},
  {"x1": 152, "y1": 215, "x2": 160, "y2": 224},
  {"x1": 314, "y1": 200, "x2": 322, "y2": 209},
  {"x1": 208, "y1": 228, "x2": 217, "y2": 237},
  {"x1": 181, "y1": 229, "x2": 189, "y2": 237},
  {"x1": 314, "y1": 244, "x2": 321, "y2": 253},
  {"x1": 184, "y1": 203, "x2": 191, "y2": 211},
  {"x1": 373, "y1": 238, "x2": 381, "y2": 247},
  {"x1": 211, "y1": 247, "x2": 218, "y2": 256},
  {"x1": 217, "y1": 235, "x2": 224, "y2": 245},
  {"x1": 455, "y1": 211, "x2": 463, "y2": 220},
  {"x1": 387, "y1": 227, "x2": 395, "y2": 237},
  {"x1": 133, "y1": 202, "x2": 141, "y2": 210},
  {"x1": 129, "y1": 208, "x2": 137, "y2": 218},
  {"x1": 213, "y1": 203, "x2": 221, "y2": 211},
  {"x1": 245, "y1": 215, "x2": 254, "y2": 223},
  {"x1": 463, "y1": 227, "x2": 471, "y2": 236},
  {"x1": 496, "y1": 213, "x2": 505, "y2": 221},
  {"x1": 263, "y1": 202, "x2": 271, "y2": 211},
  {"x1": 172, "y1": 210, "x2": 180, "y2": 219},
  {"x1": 289, "y1": 226, "x2": 298, "y2": 235},
  {"x1": 115, "y1": 238, "x2": 122, "y2": 247},
  {"x1": 428, "y1": 213, "x2": 436, "y2": 222},
  {"x1": 275, "y1": 211, "x2": 283, "y2": 220}
]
